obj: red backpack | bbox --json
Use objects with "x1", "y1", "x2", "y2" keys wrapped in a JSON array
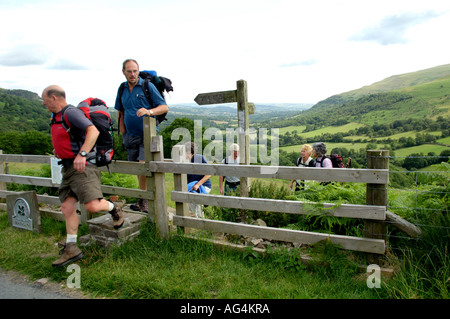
[
  {"x1": 319, "y1": 154, "x2": 351, "y2": 168},
  {"x1": 51, "y1": 98, "x2": 114, "y2": 168}
]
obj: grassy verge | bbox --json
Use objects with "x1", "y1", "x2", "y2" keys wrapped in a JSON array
[{"x1": 0, "y1": 211, "x2": 382, "y2": 299}]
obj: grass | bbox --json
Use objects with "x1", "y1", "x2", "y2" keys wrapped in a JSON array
[
  {"x1": 277, "y1": 123, "x2": 366, "y2": 138},
  {"x1": 0, "y1": 212, "x2": 380, "y2": 299},
  {"x1": 393, "y1": 144, "x2": 449, "y2": 157},
  {"x1": 1, "y1": 159, "x2": 448, "y2": 300}
]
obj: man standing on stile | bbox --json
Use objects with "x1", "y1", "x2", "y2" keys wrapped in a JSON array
[
  {"x1": 43, "y1": 85, "x2": 124, "y2": 268},
  {"x1": 115, "y1": 59, "x2": 169, "y2": 213}
]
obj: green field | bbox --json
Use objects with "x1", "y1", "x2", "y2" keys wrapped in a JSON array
[
  {"x1": 392, "y1": 144, "x2": 450, "y2": 157},
  {"x1": 279, "y1": 142, "x2": 384, "y2": 154},
  {"x1": 276, "y1": 122, "x2": 365, "y2": 137}
]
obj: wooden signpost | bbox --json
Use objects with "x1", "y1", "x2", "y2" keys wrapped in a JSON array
[{"x1": 195, "y1": 80, "x2": 253, "y2": 199}]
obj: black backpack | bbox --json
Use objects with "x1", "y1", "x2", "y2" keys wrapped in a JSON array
[
  {"x1": 117, "y1": 70, "x2": 172, "y2": 125},
  {"x1": 296, "y1": 157, "x2": 316, "y2": 167}
]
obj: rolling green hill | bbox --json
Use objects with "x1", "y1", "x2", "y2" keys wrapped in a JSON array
[
  {"x1": 304, "y1": 64, "x2": 450, "y2": 125},
  {"x1": 0, "y1": 88, "x2": 50, "y2": 132}
]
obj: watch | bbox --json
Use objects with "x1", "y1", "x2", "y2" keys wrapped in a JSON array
[
  {"x1": 79, "y1": 151, "x2": 87, "y2": 157},
  {"x1": 149, "y1": 110, "x2": 154, "y2": 116}
]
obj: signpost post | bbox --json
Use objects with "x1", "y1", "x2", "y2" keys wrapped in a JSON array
[{"x1": 195, "y1": 80, "x2": 254, "y2": 205}]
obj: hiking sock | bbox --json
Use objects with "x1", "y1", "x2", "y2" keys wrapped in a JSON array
[
  {"x1": 107, "y1": 201, "x2": 115, "y2": 212},
  {"x1": 66, "y1": 234, "x2": 77, "y2": 244}
]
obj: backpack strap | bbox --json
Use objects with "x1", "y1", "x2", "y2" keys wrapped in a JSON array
[
  {"x1": 117, "y1": 82, "x2": 126, "y2": 110},
  {"x1": 317, "y1": 156, "x2": 328, "y2": 168},
  {"x1": 51, "y1": 105, "x2": 73, "y2": 131},
  {"x1": 142, "y1": 78, "x2": 154, "y2": 108}
]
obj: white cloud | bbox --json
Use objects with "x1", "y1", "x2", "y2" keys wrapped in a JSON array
[
  {"x1": 349, "y1": 11, "x2": 442, "y2": 45},
  {"x1": 0, "y1": 44, "x2": 49, "y2": 66}
]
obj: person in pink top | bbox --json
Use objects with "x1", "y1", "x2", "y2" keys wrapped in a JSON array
[{"x1": 312, "y1": 142, "x2": 333, "y2": 168}]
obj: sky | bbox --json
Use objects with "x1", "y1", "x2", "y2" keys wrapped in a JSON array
[{"x1": 1, "y1": 0, "x2": 449, "y2": 108}]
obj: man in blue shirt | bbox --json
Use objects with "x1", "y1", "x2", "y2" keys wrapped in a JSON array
[{"x1": 115, "y1": 59, "x2": 169, "y2": 213}]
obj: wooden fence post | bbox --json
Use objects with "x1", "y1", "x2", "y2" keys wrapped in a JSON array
[
  {"x1": 172, "y1": 145, "x2": 189, "y2": 233},
  {"x1": 365, "y1": 150, "x2": 389, "y2": 263},
  {"x1": 236, "y1": 80, "x2": 250, "y2": 198},
  {"x1": 0, "y1": 150, "x2": 5, "y2": 202},
  {"x1": 144, "y1": 117, "x2": 168, "y2": 239}
]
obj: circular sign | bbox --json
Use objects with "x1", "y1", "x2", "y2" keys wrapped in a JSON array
[{"x1": 14, "y1": 197, "x2": 31, "y2": 218}]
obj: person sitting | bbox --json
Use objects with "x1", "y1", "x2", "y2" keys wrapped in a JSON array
[
  {"x1": 184, "y1": 142, "x2": 212, "y2": 218},
  {"x1": 219, "y1": 143, "x2": 240, "y2": 195}
]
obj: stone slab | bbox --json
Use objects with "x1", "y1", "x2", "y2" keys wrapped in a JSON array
[{"x1": 86, "y1": 212, "x2": 147, "y2": 248}]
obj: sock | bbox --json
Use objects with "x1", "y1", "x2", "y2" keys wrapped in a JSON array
[
  {"x1": 66, "y1": 234, "x2": 77, "y2": 244},
  {"x1": 108, "y1": 201, "x2": 115, "y2": 212}
]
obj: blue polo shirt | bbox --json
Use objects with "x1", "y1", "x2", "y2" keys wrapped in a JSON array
[{"x1": 115, "y1": 77, "x2": 166, "y2": 137}]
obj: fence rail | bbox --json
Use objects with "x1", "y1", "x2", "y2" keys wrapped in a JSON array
[{"x1": 149, "y1": 162, "x2": 389, "y2": 184}]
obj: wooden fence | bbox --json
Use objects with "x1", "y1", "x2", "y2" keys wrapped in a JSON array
[{"x1": 0, "y1": 117, "x2": 390, "y2": 255}]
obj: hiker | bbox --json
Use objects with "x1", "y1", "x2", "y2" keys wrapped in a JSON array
[
  {"x1": 219, "y1": 143, "x2": 240, "y2": 195},
  {"x1": 43, "y1": 85, "x2": 124, "y2": 268},
  {"x1": 115, "y1": 59, "x2": 169, "y2": 213},
  {"x1": 312, "y1": 142, "x2": 333, "y2": 168},
  {"x1": 185, "y1": 142, "x2": 212, "y2": 218},
  {"x1": 289, "y1": 144, "x2": 316, "y2": 191}
]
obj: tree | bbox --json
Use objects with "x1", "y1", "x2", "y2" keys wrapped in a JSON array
[{"x1": 161, "y1": 117, "x2": 197, "y2": 159}]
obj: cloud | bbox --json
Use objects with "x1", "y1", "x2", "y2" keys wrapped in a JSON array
[
  {"x1": 349, "y1": 11, "x2": 441, "y2": 45},
  {"x1": 0, "y1": 44, "x2": 49, "y2": 66},
  {"x1": 46, "y1": 59, "x2": 89, "y2": 70},
  {"x1": 278, "y1": 59, "x2": 319, "y2": 68}
]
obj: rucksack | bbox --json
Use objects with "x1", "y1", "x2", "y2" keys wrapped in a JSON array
[
  {"x1": 118, "y1": 70, "x2": 172, "y2": 125},
  {"x1": 319, "y1": 154, "x2": 347, "y2": 168},
  {"x1": 51, "y1": 98, "x2": 114, "y2": 169}
]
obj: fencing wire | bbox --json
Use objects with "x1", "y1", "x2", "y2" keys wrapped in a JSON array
[{"x1": 372, "y1": 154, "x2": 449, "y2": 258}]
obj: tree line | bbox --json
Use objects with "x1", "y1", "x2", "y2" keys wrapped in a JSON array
[{"x1": 278, "y1": 116, "x2": 449, "y2": 150}]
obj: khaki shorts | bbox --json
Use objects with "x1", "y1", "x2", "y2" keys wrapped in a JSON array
[{"x1": 58, "y1": 164, "x2": 103, "y2": 204}]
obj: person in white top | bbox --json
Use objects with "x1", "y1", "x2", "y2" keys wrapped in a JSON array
[
  {"x1": 219, "y1": 143, "x2": 240, "y2": 195},
  {"x1": 289, "y1": 144, "x2": 316, "y2": 191}
]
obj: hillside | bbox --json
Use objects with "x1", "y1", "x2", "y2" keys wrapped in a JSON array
[
  {"x1": 309, "y1": 63, "x2": 450, "y2": 115},
  {"x1": 342, "y1": 63, "x2": 450, "y2": 100},
  {"x1": 264, "y1": 64, "x2": 450, "y2": 130},
  {"x1": 0, "y1": 88, "x2": 49, "y2": 132}
]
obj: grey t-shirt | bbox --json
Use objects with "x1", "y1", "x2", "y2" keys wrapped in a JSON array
[{"x1": 222, "y1": 156, "x2": 240, "y2": 183}]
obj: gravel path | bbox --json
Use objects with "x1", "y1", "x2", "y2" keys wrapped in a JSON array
[{"x1": 0, "y1": 268, "x2": 89, "y2": 299}]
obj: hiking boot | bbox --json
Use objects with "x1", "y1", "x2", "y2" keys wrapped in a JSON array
[
  {"x1": 109, "y1": 203, "x2": 124, "y2": 229},
  {"x1": 130, "y1": 202, "x2": 140, "y2": 211},
  {"x1": 130, "y1": 198, "x2": 148, "y2": 213},
  {"x1": 139, "y1": 199, "x2": 148, "y2": 214},
  {"x1": 52, "y1": 242, "x2": 83, "y2": 268}
]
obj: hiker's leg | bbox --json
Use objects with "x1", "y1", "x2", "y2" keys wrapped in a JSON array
[{"x1": 61, "y1": 196, "x2": 79, "y2": 236}]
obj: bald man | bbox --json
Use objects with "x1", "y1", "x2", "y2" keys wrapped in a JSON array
[{"x1": 44, "y1": 85, "x2": 124, "y2": 268}]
